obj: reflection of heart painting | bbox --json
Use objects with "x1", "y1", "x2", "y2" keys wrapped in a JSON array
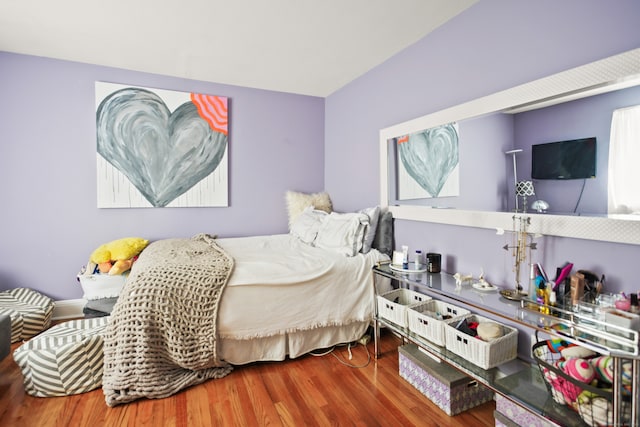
[
  {"x1": 397, "y1": 123, "x2": 459, "y2": 200},
  {"x1": 95, "y1": 82, "x2": 228, "y2": 208}
]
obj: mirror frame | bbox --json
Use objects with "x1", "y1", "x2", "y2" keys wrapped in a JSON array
[{"x1": 380, "y1": 48, "x2": 640, "y2": 245}]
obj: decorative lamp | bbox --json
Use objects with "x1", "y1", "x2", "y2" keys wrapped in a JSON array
[
  {"x1": 531, "y1": 199, "x2": 550, "y2": 213},
  {"x1": 516, "y1": 180, "x2": 535, "y2": 213}
]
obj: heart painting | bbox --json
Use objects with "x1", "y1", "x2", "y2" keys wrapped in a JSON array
[
  {"x1": 397, "y1": 123, "x2": 459, "y2": 198},
  {"x1": 96, "y1": 83, "x2": 228, "y2": 208}
]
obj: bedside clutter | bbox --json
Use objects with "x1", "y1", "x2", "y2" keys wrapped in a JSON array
[{"x1": 372, "y1": 263, "x2": 638, "y2": 427}]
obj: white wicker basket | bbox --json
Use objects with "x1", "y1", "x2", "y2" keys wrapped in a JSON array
[
  {"x1": 78, "y1": 263, "x2": 127, "y2": 300},
  {"x1": 444, "y1": 314, "x2": 518, "y2": 369},
  {"x1": 407, "y1": 300, "x2": 470, "y2": 346},
  {"x1": 377, "y1": 289, "x2": 431, "y2": 328}
]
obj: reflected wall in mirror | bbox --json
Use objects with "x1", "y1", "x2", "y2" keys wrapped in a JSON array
[{"x1": 379, "y1": 48, "x2": 640, "y2": 245}]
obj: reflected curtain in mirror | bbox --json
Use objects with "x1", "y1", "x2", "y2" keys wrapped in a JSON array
[{"x1": 608, "y1": 105, "x2": 640, "y2": 214}]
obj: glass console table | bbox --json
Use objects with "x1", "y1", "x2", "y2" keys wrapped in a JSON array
[{"x1": 372, "y1": 263, "x2": 639, "y2": 427}]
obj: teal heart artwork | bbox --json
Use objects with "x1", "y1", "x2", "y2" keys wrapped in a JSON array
[
  {"x1": 96, "y1": 87, "x2": 227, "y2": 207},
  {"x1": 398, "y1": 123, "x2": 459, "y2": 197}
]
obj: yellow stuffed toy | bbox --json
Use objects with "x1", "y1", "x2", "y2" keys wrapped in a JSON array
[{"x1": 90, "y1": 237, "x2": 149, "y2": 275}]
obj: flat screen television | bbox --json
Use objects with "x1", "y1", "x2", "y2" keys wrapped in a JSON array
[{"x1": 531, "y1": 137, "x2": 596, "y2": 180}]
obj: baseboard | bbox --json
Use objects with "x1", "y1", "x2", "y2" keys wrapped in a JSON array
[{"x1": 53, "y1": 299, "x2": 86, "y2": 320}]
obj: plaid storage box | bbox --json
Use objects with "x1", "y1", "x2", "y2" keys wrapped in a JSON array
[
  {"x1": 398, "y1": 344, "x2": 494, "y2": 416},
  {"x1": 407, "y1": 300, "x2": 470, "y2": 346},
  {"x1": 495, "y1": 395, "x2": 561, "y2": 427},
  {"x1": 377, "y1": 289, "x2": 430, "y2": 328}
]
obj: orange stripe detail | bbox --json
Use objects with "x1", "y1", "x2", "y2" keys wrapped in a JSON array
[{"x1": 191, "y1": 93, "x2": 228, "y2": 135}]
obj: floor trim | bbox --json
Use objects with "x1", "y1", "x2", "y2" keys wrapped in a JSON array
[{"x1": 53, "y1": 299, "x2": 86, "y2": 320}]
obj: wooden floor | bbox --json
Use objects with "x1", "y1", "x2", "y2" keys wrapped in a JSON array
[{"x1": 0, "y1": 328, "x2": 495, "y2": 427}]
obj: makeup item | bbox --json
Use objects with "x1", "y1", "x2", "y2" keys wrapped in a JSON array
[
  {"x1": 554, "y1": 263, "x2": 574, "y2": 292},
  {"x1": 631, "y1": 293, "x2": 639, "y2": 314},
  {"x1": 414, "y1": 250, "x2": 422, "y2": 269},
  {"x1": 537, "y1": 282, "x2": 549, "y2": 314},
  {"x1": 536, "y1": 262, "x2": 549, "y2": 283},
  {"x1": 549, "y1": 291, "x2": 558, "y2": 316},
  {"x1": 401, "y1": 245, "x2": 409, "y2": 269},
  {"x1": 570, "y1": 273, "x2": 585, "y2": 307},
  {"x1": 528, "y1": 264, "x2": 537, "y2": 301},
  {"x1": 615, "y1": 295, "x2": 631, "y2": 311},
  {"x1": 426, "y1": 253, "x2": 441, "y2": 273}
]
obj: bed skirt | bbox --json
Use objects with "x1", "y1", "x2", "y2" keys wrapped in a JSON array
[{"x1": 220, "y1": 321, "x2": 369, "y2": 365}]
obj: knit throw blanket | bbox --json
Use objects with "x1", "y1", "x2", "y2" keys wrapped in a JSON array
[{"x1": 102, "y1": 234, "x2": 234, "y2": 406}]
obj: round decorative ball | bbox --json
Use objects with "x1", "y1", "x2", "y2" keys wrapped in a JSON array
[
  {"x1": 562, "y1": 358, "x2": 595, "y2": 404},
  {"x1": 591, "y1": 356, "x2": 614, "y2": 384},
  {"x1": 476, "y1": 322, "x2": 503, "y2": 341},
  {"x1": 622, "y1": 361, "x2": 632, "y2": 385},
  {"x1": 564, "y1": 358, "x2": 596, "y2": 383}
]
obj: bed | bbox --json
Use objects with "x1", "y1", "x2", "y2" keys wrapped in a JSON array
[
  {"x1": 102, "y1": 206, "x2": 392, "y2": 406},
  {"x1": 216, "y1": 233, "x2": 390, "y2": 364}
]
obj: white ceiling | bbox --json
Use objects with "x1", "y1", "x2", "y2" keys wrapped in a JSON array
[{"x1": 0, "y1": 0, "x2": 477, "y2": 97}]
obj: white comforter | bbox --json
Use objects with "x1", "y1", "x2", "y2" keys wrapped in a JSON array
[{"x1": 216, "y1": 234, "x2": 388, "y2": 340}]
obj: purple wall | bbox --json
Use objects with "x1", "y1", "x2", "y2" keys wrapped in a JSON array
[
  {"x1": 1, "y1": 1, "x2": 639, "y2": 303},
  {"x1": 326, "y1": 1, "x2": 640, "y2": 293},
  {"x1": 514, "y1": 85, "x2": 640, "y2": 215},
  {"x1": 0, "y1": 53, "x2": 324, "y2": 300}
]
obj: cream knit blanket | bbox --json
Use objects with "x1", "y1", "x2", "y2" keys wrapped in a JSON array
[{"x1": 102, "y1": 234, "x2": 234, "y2": 406}]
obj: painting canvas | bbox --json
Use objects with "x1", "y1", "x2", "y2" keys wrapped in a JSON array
[
  {"x1": 395, "y1": 123, "x2": 459, "y2": 200},
  {"x1": 95, "y1": 82, "x2": 229, "y2": 208}
]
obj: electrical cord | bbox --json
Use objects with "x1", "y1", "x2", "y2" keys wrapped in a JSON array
[
  {"x1": 309, "y1": 340, "x2": 372, "y2": 368},
  {"x1": 573, "y1": 178, "x2": 587, "y2": 213}
]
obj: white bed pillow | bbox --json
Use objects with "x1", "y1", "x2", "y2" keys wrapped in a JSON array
[
  {"x1": 315, "y1": 212, "x2": 369, "y2": 256},
  {"x1": 286, "y1": 191, "x2": 332, "y2": 229},
  {"x1": 358, "y1": 206, "x2": 380, "y2": 254},
  {"x1": 290, "y1": 206, "x2": 328, "y2": 244}
]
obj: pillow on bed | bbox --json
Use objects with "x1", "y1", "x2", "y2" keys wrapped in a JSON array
[
  {"x1": 315, "y1": 212, "x2": 369, "y2": 256},
  {"x1": 358, "y1": 206, "x2": 380, "y2": 254},
  {"x1": 286, "y1": 191, "x2": 333, "y2": 229},
  {"x1": 372, "y1": 210, "x2": 393, "y2": 257},
  {"x1": 290, "y1": 206, "x2": 328, "y2": 244}
]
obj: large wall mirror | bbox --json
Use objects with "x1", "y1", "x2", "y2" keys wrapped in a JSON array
[{"x1": 380, "y1": 48, "x2": 640, "y2": 244}]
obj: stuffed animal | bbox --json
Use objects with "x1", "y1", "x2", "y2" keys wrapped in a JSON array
[{"x1": 90, "y1": 237, "x2": 148, "y2": 275}]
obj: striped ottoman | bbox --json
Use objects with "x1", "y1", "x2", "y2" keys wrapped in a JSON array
[
  {"x1": 13, "y1": 317, "x2": 109, "y2": 397},
  {"x1": 0, "y1": 288, "x2": 54, "y2": 343}
]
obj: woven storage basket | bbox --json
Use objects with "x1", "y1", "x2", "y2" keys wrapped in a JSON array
[
  {"x1": 444, "y1": 314, "x2": 518, "y2": 369},
  {"x1": 532, "y1": 341, "x2": 631, "y2": 427},
  {"x1": 408, "y1": 300, "x2": 470, "y2": 346},
  {"x1": 377, "y1": 289, "x2": 430, "y2": 328}
]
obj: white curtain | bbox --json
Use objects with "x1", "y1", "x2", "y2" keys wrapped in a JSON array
[{"x1": 608, "y1": 105, "x2": 640, "y2": 214}]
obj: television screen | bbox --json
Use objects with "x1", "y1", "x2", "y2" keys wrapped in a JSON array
[{"x1": 531, "y1": 137, "x2": 596, "y2": 180}]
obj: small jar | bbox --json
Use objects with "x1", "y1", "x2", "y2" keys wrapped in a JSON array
[{"x1": 426, "y1": 253, "x2": 441, "y2": 273}]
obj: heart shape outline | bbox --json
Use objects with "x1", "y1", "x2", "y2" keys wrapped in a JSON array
[
  {"x1": 398, "y1": 123, "x2": 459, "y2": 197},
  {"x1": 97, "y1": 88, "x2": 227, "y2": 207}
]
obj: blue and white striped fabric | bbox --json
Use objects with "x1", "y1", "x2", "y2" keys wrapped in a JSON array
[
  {"x1": 0, "y1": 288, "x2": 54, "y2": 343},
  {"x1": 13, "y1": 317, "x2": 109, "y2": 397}
]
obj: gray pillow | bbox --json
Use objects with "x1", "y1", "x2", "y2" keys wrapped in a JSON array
[{"x1": 372, "y1": 211, "x2": 393, "y2": 257}]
